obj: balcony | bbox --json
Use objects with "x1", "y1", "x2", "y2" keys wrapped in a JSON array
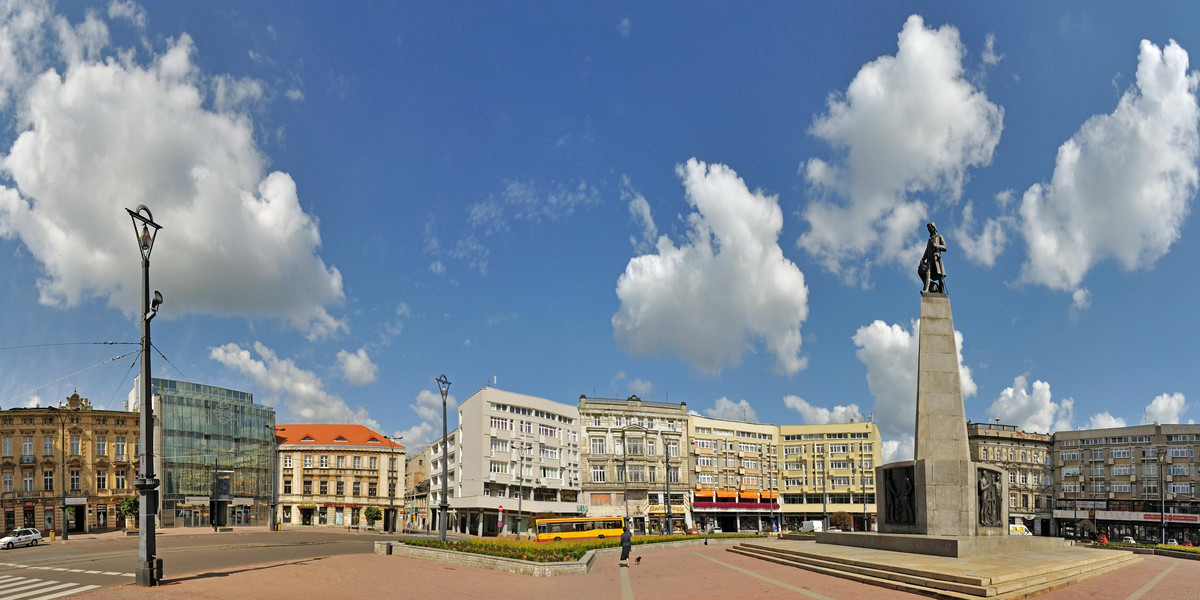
[{"x1": 19, "y1": 455, "x2": 36, "y2": 465}]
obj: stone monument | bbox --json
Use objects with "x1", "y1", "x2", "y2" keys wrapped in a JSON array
[{"x1": 820, "y1": 223, "x2": 1065, "y2": 557}]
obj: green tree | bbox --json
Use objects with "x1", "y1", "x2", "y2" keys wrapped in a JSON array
[
  {"x1": 364, "y1": 506, "x2": 382, "y2": 526},
  {"x1": 118, "y1": 496, "x2": 139, "y2": 517}
]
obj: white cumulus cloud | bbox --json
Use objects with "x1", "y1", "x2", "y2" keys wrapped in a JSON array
[
  {"x1": 210, "y1": 342, "x2": 378, "y2": 429},
  {"x1": 1086, "y1": 412, "x2": 1127, "y2": 430},
  {"x1": 704, "y1": 397, "x2": 758, "y2": 423},
  {"x1": 783, "y1": 395, "x2": 862, "y2": 425},
  {"x1": 1141, "y1": 392, "x2": 1187, "y2": 424},
  {"x1": 986, "y1": 375, "x2": 1074, "y2": 434},
  {"x1": 336, "y1": 347, "x2": 378, "y2": 386},
  {"x1": 1018, "y1": 40, "x2": 1200, "y2": 299},
  {"x1": 0, "y1": 9, "x2": 345, "y2": 339},
  {"x1": 613, "y1": 159, "x2": 809, "y2": 375},
  {"x1": 798, "y1": 14, "x2": 1003, "y2": 285}
]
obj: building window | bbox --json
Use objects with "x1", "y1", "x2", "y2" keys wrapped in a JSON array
[
  {"x1": 283, "y1": 480, "x2": 292, "y2": 494},
  {"x1": 647, "y1": 439, "x2": 656, "y2": 457},
  {"x1": 370, "y1": 457, "x2": 378, "y2": 470},
  {"x1": 22, "y1": 471, "x2": 32, "y2": 492},
  {"x1": 97, "y1": 470, "x2": 107, "y2": 490},
  {"x1": 352, "y1": 482, "x2": 361, "y2": 496},
  {"x1": 304, "y1": 455, "x2": 313, "y2": 469},
  {"x1": 337, "y1": 455, "x2": 345, "y2": 468},
  {"x1": 70, "y1": 435, "x2": 80, "y2": 455},
  {"x1": 283, "y1": 455, "x2": 292, "y2": 468},
  {"x1": 70, "y1": 470, "x2": 80, "y2": 491},
  {"x1": 353, "y1": 456, "x2": 362, "y2": 469},
  {"x1": 2, "y1": 437, "x2": 10, "y2": 457},
  {"x1": 319, "y1": 481, "x2": 328, "y2": 495},
  {"x1": 591, "y1": 466, "x2": 606, "y2": 483},
  {"x1": 43, "y1": 436, "x2": 53, "y2": 456},
  {"x1": 627, "y1": 437, "x2": 644, "y2": 456},
  {"x1": 43, "y1": 471, "x2": 53, "y2": 492},
  {"x1": 369, "y1": 482, "x2": 377, "y2": 497},
  {"x1": 667, "y1": 441, "x2": 679, "y2": 458},
  {"x1": 336, "y1": 481, "x2": 345, "y2": 496},
  {"x1": 590, "y1": 438, "x2": 605, "y2": 455},
  {"x1": 115, "y1": 437, "x2": 126, "y2": 460},
  {"x1": 96, "y1": 436, "x2": 107, "y2": 456},
  {"x1": 320, "y1": 455, "x2": 329, "y2": 469},
  {"x1": 1, "y1": 473, "x2": 10, "y2": 492},
  {"x1": 303, "y1": 480, "x2": 312, "y2": 494},
  {"x1": 22, "y1": 436, "x2": 33, "y2": 458},
  {"x1": 116, "y1": 470, "x2": 126, "y2": 490}
]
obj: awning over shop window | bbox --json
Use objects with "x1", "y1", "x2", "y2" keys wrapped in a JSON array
[
  {"x1": 760, "y1": 491, "x2": 778, "y2": 499},
  {"x1": 693, "y1": 490, "x2": 714, "y2": 499},
  {"x1": 739, "y1": 491, "x2": 759, "y2": 501},
  {"x1": 715, "y1": 490, "x2": 738, "y2": 499}
]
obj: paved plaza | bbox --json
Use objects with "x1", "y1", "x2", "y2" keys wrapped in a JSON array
[{"x1": 68, "y1": 537, "x2": 1200, "y2": 600}]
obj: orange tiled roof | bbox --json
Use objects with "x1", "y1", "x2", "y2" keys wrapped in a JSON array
[{"x1": 276, "y1": 423, "x2": 403, "y2": 448}]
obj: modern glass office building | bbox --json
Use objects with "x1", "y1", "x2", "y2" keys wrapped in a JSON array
[{"x1": 130, "y1": 377, "x2": 276, "y2": 528}]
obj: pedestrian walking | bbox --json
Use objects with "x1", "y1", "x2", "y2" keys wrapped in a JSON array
[{"x1": 619, "y1": 527, "x2": 632, "y2": 567}]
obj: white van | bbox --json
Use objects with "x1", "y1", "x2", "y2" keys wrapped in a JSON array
[{"x1": 1009, "y1": 523, "x2": 1032, "y2": 536}]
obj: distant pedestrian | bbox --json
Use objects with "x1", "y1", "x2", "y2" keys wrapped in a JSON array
[{"x1": 619, "y1": 527, "x2": 632, "y2": 567}]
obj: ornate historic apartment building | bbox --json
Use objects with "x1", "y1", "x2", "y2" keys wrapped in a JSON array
[
  {"x1": 1053, "y1": 424, "x2": 1199, "y2": 543},
  {"x1": 578, "y1": 395, "x2": 689, "y2": 534},
  {"x1": 435, "y1": 387, "x2": 582, "y2": 538},
  {"x1": 689, "y1": 415, "x2": 780, "y2": 533},
  {"x1": 967, "y1": 421, "x2": 1054, "y2": 535},
  {"x1": 275, "y1": 424, "x2": 404, "y2": 529},
  {"x1": 778, "y1": 422, "x2": 881, "y2": 532},
  {"x1": 2, "y1": 393, "x2": 140, "y2": 535}
]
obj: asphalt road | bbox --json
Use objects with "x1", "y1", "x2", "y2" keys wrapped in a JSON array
[{"x1": 0, "y1": 529, "x2": 383, "y2": 597}]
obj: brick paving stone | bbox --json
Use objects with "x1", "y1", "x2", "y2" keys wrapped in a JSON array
[{"x1": 67, "y1": 540, "x2": 1200, "y2": 600}]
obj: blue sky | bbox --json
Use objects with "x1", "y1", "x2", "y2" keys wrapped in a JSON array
[{"x1": 1, "y1": 1, "x2": 1198, "y2": 461}]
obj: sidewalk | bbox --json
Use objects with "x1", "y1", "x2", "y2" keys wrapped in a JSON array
[{"x1": 69, "y1": 537, "x2": 1200, "y2": 600}]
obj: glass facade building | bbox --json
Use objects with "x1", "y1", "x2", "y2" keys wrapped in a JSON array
[{"x1": 132, "y1": 377, "x2": 275, "y2": 528}]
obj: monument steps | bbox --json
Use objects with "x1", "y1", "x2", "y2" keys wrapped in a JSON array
[{"x1": 727, "y1": 542, "x2": 1141, "y2": 599}]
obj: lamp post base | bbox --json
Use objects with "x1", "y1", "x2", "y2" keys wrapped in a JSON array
[{"x1": 135, "y1": 558, "x2": 163, "y2": 586}]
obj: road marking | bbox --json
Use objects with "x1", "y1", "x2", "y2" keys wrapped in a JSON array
[
  {"x1": 1124, "y1": 562, "x2": 1178, "y2": 600},
  {"x1": 0, "y1": 576, "x2": 100, "y2": 599},
  {"x1": 0, "y1": 564, "x2": 134, "y2": 577},
  {"x1": 697, "y1": 552, "x2": 838, "y2": 600}
]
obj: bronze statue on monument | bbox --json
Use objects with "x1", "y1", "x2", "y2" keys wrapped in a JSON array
[{"x1": 918, "y1": 222, "x2": 946, "y2": 294}]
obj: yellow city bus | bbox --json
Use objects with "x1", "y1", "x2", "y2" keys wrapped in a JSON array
[{"x1": 535, "y1": 517, "x2": 625, "y2": 542}]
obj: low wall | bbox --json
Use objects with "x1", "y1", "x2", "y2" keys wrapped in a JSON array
[{"x1": 373, "y1": 536, "x2": 752, "y2": 577}]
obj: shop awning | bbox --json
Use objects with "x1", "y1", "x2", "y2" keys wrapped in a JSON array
[
  {"x1": 760, "y1": 491, "x2": 778, "y2": 499},
  {"x1": 739, "y1": 491, "x2": 759, "y2": 501},
  {"x1": 715, "y1": 490, "x2": 738, "y2": 499},
  {"x1": 693, "y1": 490, "x2": 714, "y2": 499}
]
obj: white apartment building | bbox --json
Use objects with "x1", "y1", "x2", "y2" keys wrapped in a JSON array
[{"x1": 433, "y1": 387, "x2": 583, "y2": 538}]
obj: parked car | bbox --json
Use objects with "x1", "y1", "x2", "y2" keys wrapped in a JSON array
[
  {"x1": 0, "y1": 528, "x2": 42, "y2": 549},
  {"x1": 1121, "y1": 536, "x2": 1137, "y2": 544},
  {"x1": 1166, "y1": 539, "x2": 1179, "y2": 545},
  {"x1": 1096, "y1": 534, "x2": 1108, "y2": 543},
  {"x1": 1183, "y1": 540, "x2": 1194, "y2": 547}
]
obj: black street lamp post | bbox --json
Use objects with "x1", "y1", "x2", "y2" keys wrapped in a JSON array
[
  {"x1": 1158, "y1": 449, "x2": 1167, "y2": 545},
  {"x1": 385, "y1": 435, "x2": 402, "y2": 534},
  {"x1": 266, "y1": 425, "x2": 283, "y2": 532},
  {"x1": 436, "y1": 375, "x2": 451, "y2": 542},
  {"x1": 127, "y1": 205, "x2": 163, "y2": 587}
]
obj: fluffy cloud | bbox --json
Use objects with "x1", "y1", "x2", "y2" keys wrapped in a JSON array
[
  {"x1": 397, "y1": 388, "x2": 457, "y2": 451},
  {"x1": 0, "y1": 9, "x2": 345, "y2": 339},
  {"x1": 1018, "y1": 40, "x2": 1200, "y2": 298},
  {"x1": 954, "y1": 197, "x2": 1012, "y2": 267},
  {"x1": 210, "y1": 342, "x2": 378, "y2": 429},
  {"x1": 1086, "y1": 412, "x2": 1127, "y2": 430},
  {"x1": 704, "y1": 397, "x2": 758, "y2": 423},
  {"x1": 1141, "y1": 392, "x2": 1187, "y2": 424},
  {"x1": 613, "y1": 159, "x2": 809, "y2": 375},
  {"x1": 623, "y1": 176, "x2": 657, "y2": 254},
  {"x1": 986, "y1": 376, "x2": 1074, "y2": 434},
  {"x1": 783, "y1": 395, "x2": 862, "y2": 425},
  {"x1": 852, "y1": 319, "x2": 977, "y2": 456},
  {"x1": 798, "y1": 15, "x2": 1003, "y2": 284},
  {"x1": 336, "y1": 347, "x2": 378, "y2": 386}
]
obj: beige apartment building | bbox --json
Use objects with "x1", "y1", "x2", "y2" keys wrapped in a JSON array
[
  {"x1": 1, "y1": 393, "x2": 140, "y2": 535},
  {"x1": 404, "y1": 445, "x2": 431, "y2": 532},
  {"x1": 689, "y1": 415, "x2": 779, "y2": 533},
  {"x1": 968, "y1": 421, "x2": 1054, "y2": 535},
  {"x1": 275, "y1": 424, "x2": 404, "y2": 530},
  {"x1": 578, "y1": 395, "x2": 689, "y2": 534},
  {"x1": 1053, "y1": 424, "x2": 1199, "y2": 543},
  {"x1": 778, "y1": 421, "x2": 881, "y2": 532}
]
